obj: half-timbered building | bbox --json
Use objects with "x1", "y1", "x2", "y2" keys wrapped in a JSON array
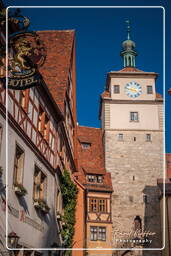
[
  {"x1": 75, "y1": 126, "x2": 113, "y2": 255},
  {"x1": 0, "y1": 29, "x2": 77, "y2": 252}
]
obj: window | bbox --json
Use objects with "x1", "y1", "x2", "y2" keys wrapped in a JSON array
[
  {"x1": 87, "y1": 175, "x2": 103, "y2": 183},
  {"x1": 99, "y1": 199, "x2": 106, "y2": 212},
  {"x1": 87, "y1": 175, "x2": 96, "y2": 183},
  {"x1": 19, "y1": 89, "x2": 29, "y2": 112},
  {"x1": 97, "y1": 175, "x2": 103, "y2": 183},
  {"x1": 81, "y1": 142, "x2": 91, "y2": 149},
  {"x1": 38, "y1": 106, "x2": 44, "y2": 133},
  {"x1": 90, "y1": 226, "x2": 106, "y2": 241},
  {"x1": 90, "y1": 226, "x2": 98, "y2": 241},
  {"x1": 118, "y1": 133, "x2": 123, "y2": 141},
  {"x1": 89, "y1": 199, "x2": 97, "y2": 212},
  {"x1": 38, "y1": 106, "x2": 50, "y2": 141},
  {"x1": 13, "y1": 145, "x2": 24, "y2": 185},
  {"x1": 113, "y1": 85, "x2": 120, "y2": 94},
  {"x1": 133, "y1": 137, "x2": 136, "y2": 142},
  {"x1": 147, "y1": 85, "x2": 153, "y2": 94},
  {"x1": 44, "y1": 114, "x2": 50, "y2": 141},
  {"x1": 130, "y1": 112, "x2": 139, "y2": 122},
  {"x1": 146, "y1": 134, "x2": 151, "y2": 142},
  {"x1": 33, "y1": 166, "x2": 47, "y2": 201},
  {"x1": 89, "y1": 198, "x2": 107, "y2": 213},
  {"x1": 98, "y1": 227, "x2": 106, "y2": 241}
]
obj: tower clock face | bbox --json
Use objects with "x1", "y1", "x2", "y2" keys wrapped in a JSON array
[{"x1": 125, "y1": 81, "x2": 142, "y2": 98}]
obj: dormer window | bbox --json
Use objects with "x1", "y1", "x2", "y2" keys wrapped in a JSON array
[
  {"x1": 87, "y1": 175, "x2": 96, "y2": 183},
  {"x1": 97, "y1": 175, "x2": 103, "y2": 183},
  {"x1": 81, "y1": 142, "x2": 91, "y2": 149},
  {"x1": 87, "y1": 175, "x2": 103, "y2": 183}
]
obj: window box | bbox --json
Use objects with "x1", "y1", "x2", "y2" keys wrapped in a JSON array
[
  {"x1": 33, "y1": 199, "x2": 50, "y2": 214},
  {"x1": 14, "y1": 183, "x2": 27, "y2": 197}
]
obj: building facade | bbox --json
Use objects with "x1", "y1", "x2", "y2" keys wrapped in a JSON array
[
  {"x1": 75, "y1": 126, "x2": 113, "y2": 256},
  {"x1": 99, "y1": 24, "x2": 163, "y2": 255},
  {"x1": 0, "y1": 28, "x2": 78, "y2": 253}
]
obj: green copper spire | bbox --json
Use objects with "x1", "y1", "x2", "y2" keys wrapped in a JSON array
[{"x1": 120, "y1": 20, "x2": 137, "y2": 68}]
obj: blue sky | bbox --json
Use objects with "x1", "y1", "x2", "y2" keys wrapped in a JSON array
[{"x1": 4, "y1": 0, "x2": 171, "y2": 152}]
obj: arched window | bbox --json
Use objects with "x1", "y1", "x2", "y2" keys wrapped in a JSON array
[
  {"x1": 134, "y1": 215, "x2": 142, "y2": 231},
  {"x1": 128, "y1": 56, "x2": 131, "y2": 66}
]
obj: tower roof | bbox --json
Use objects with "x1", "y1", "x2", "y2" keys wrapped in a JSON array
[{"x1": 121, "y1": 20, "x2": 137, "y2": 68}]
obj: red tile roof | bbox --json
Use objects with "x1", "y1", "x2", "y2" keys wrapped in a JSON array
[
  {"x1": 77, "y1": 126, "x2": 105, "y2": 174},
  {"x1": 166, "y1": 153, "x2": 171, "y2": 178},
  {"x1": 37, "y1": 30, "x2": 75, "y2": 113},
  {"x1": 101, "y1": 90, "x2": 110, "y2": 99},
  {"x1": 118, "y1": 67, "x2": 144, "y2": 72},
  {"x1": 156, "y1": 93, "x2": 163, "y2": 99},
  {"x1": 76, "y1": 126, "x2": 113, "y2": 192}
]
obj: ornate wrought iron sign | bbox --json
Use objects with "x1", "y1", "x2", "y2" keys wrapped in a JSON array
[{"x1": 0, "y1": 8, "x2": 46, "y2": 90}]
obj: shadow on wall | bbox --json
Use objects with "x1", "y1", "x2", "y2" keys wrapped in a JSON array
[
  {"x1": 16, "y1": 195, "x2": 29, "y2": 215},
  {"x1": 142, "y1": 185, "x2": 162, "y2": 256},
  {"x1": 42, "y1": 205, "x2": 62, "y2": 249}
]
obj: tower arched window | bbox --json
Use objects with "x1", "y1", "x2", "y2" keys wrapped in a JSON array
[
  {"x1": 134, "y1": 215, "x2": 142, "y2": 231},
  {"x1": 128, "y1": 56, "x2": 131, "y2": 66}
]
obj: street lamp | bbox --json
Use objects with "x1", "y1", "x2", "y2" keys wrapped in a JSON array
[{"x1": 8, "y1": 232, "x2": 20, "y2": 248}]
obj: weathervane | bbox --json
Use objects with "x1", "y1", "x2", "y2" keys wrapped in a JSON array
[{"x1": 125, "y1": 20, "x2": 131, "y2": 40}]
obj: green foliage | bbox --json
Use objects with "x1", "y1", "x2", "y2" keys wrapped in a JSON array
[
  {"x1": 33, "y1": 198, "x2": 50, "y2": 212},
  {"x1": 14, "y1": 182, "x2": 28, "y2": 194},
  {"x1": 60, "y1": 169, "x2": 78, "y2": 249}
]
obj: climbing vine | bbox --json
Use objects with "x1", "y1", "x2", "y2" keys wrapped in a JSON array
[{"x1": 60, "y1": 169, "x2": 78, "y2": 250}]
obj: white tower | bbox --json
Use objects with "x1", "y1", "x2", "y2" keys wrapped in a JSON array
[{"x1": 99, "y1": 21, "x2": 163, "y2": 255}]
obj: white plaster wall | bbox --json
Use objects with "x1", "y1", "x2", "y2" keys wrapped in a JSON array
[
  {"x1": 110, "y1": 103, "x2": 160, "y2": 130},
  {"x1": 0, "y1": 115, "x2": 60, "y2": 249}
]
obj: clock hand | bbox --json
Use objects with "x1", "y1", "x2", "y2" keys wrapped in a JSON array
[{"x1": 128, "y1": 87, "x2": 137, "y2": 92}]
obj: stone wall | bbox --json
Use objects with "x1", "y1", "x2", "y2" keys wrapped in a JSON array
[{"x1": 104, "y1": 130, "x2": 163, "y2": 255}]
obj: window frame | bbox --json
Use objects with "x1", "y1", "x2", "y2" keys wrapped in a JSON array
[
  {"x1": 87, "y1": 174, "x2": 103, "y2": 184},
  {"x1": 19, "y1": 89, "x2": 30, "y2": 113},
  {"x1": 113, "y1": 85, "x2": 120, "y2": 94},
  {"x1": 89, "y1": 198, "x2": 107, "y2": 213},
  {"x1": 147, "y1": 85, "x2": 153, "y2": 94},
  {"x1": 37, "y1": 105, "x2": 50, "y2": 142},
  {"x1": 81, "y1": 142, "x2": 91, "y2": 149},
  {"x1": 90, "y1": 226, "x2": 106, "y2": 241},
  {"x1": 130, "y1": 112, "x2": 139, "y2": 122},
  {"x1": 33, "y1": 165, "x2": 47, "y2": 202},
  {"x1": 146, "y1": 134, "x2": 152, "y2": 142},
  {"x1": 13, "y1": 143, "x2": 25, "y2": 186},
  {"x1": 118, "y1": 133, "x2": 123, "y2": 141}
]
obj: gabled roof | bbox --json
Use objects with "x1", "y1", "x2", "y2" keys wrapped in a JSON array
[
  {"x1": 76, "y1": 126, "x2": 113, "y2": 192},
  {"x1": 38, "y1": 30, "x2": 75, "y2": 113}
]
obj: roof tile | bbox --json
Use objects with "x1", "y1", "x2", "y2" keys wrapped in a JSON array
[{"x1": 37, "y1": 30, "x2": 75, "y2": 113}]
